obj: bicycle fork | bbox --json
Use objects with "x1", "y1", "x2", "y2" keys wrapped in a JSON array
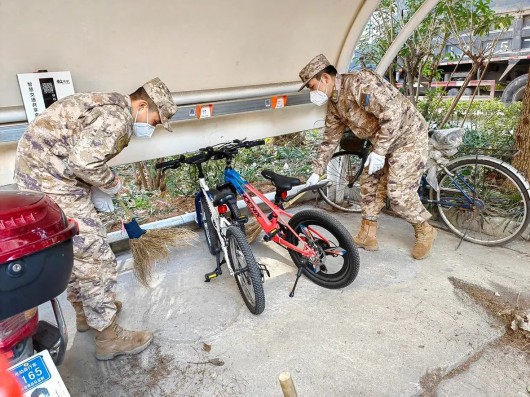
[{"x1": 196, "y1": 179, "x2": 234, "y2": 282}]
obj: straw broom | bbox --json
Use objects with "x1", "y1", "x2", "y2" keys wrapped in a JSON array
[{"x1": 115, "y1": 197, "x2": 197, "y2": 286}]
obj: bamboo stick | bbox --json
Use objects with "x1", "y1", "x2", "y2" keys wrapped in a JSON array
[{"x1": 278, "y1": 372, "x2": 298, "y2": 397}]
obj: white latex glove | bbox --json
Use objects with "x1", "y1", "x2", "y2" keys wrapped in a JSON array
[
  {"x1": 306, "y1": 173, "x2": 320, "y2": 186},
  {"x1": 99, "y1": 177, "x2": 122, "y2": 196},
  {"x1": 91, "y1": 187, "x2": 115, "y2": 212},
  {"x1": 364, "y1": 152, "x2": 385, "y2": 175}
]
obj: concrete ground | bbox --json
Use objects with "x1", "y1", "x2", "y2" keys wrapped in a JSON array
[{"x1": 40, "y1": 205, "x2": 530, "y2": 397}]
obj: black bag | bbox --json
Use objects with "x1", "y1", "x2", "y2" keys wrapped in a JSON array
[{"x1": 339, "y1": 130, "x2": 368, "y2": 154}]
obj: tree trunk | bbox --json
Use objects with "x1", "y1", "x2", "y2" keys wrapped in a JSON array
[
  {"x1": 403, "y1": 58, "x2": 415, "y2": 103},
  {"x1": 142, "y1": 161, "x2": 155, "y2": 190},
  {"x1": 155, "y1": 159, "x2": 167, "y2": 192},
  {"x1": 136, "y1": 162, "x2": 149, "y2": 190},
  {"x1": 512, "y1": 69, "x2": 530, "y2": 182},
  {"x1": 131, "y1": 164, "x2": 142, "y2": 188}
]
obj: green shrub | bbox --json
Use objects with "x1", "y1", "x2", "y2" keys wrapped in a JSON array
[{"x1": 419, "y1": 98, "x2": 521, "y2": 159}]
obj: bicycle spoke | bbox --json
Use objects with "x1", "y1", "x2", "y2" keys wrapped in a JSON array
[
  {"x1": 230, "y1": 237, "x2": 255, "y2": 306},
  {"x1": 320, "y1": 152, "x2": 363, "y2": 212},
  {"x1": 437, "y1": 159, "x2": 529, "y2": 245}
]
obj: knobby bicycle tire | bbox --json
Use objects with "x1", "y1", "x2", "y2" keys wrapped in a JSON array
[
  {"x1": 286, "y1": 209, "x2": 360, "y2": 289},
  {"x1": 318, "y1": 151, "x2": 364, "y2": 212},
  {"x1": 226, "y1": 226, "x2": 265, "y2": 314},
  {"x1": 434, "y1": 156, "x2": 530, "y2": 246},
  {"x1": 200, "y1": 195, "x2": 220, "y2": 255}
]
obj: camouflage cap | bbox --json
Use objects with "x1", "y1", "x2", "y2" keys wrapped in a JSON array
[
  {"x1": 142, "y1": 77, "x2": 177, "y2": 131},
  {"x1": 298, "y1": 54, "x2": 332, "y2": 91}
]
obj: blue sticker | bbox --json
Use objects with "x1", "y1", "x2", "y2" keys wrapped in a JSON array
[
  {"x1": 364, "y1": 94, "x2": 371, "y2": 108},
  {"x1": 10, "y1": 355, "x2": 51, "y2": 392}
]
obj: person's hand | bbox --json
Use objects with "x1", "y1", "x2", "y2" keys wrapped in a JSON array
[
  {"x1": 99, "y1": 177, "x2": 122, "y2": 196},
  {"x1": 306, "y1": 173, "x2": 320, "y2": 186},
  {"x1": 364, "y1": 152, "x2": 385, "y2": 175},
  {"x1": 91, "y1": 187, "x2": 115, "y2": 212}
]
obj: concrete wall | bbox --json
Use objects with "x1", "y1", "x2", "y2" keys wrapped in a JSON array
[
  {"x1": 0, "y1": 0, "x2": 367, "y2": 107},
  {"x1": 0, "y1": 0, "x2": 380, "y2": 186}
]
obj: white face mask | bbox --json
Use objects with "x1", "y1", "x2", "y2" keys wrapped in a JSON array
[
  {"x1": 133, "y1": 108, "x2": 156, "y2": 138},
  {"x1": 310, "y1": 77, "x2": 329, "y2": 106}
]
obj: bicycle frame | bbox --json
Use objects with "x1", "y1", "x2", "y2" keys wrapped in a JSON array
[
  {"x1": 419, "y1": 164, "x2": 478, "y2": 209},
  {"x1": 224, "y1": 168, "x2": 331, "y2": 257},
  {"x1": 197, "y1": 173, "x2": 237, "y2": 276}
]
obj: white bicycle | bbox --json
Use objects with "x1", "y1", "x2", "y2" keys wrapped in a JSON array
[{"x1": 157, "y1": 150, "x2": 266, "y2": 315}]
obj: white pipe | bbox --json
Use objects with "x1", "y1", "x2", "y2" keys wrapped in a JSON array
[
  {"x1": 337, "y1": 0, "x2": 382, "y2": 72},
  {"x1": 0, "y1": 107, "x2": 27, "y2": 124},
  {"x1": 376, "y1": 0, "x2": 440, "y2": 76},
  {"x1": 172, "y1": 81, "x2": 301, "y2": 105},
  {"x1": 0, "y1": 81, "x2": 302, "y2": 125},
  {"x1": 107, "y1": 184, "x2": 308, "y2": 244}
]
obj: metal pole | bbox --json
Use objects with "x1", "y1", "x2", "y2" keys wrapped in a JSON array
[
  {"x1": 376, "y1": 0, "x2": 441, "y2": 76},
  {"x1": 337, "y1": 0, "x2": 381, "y2": 72}
]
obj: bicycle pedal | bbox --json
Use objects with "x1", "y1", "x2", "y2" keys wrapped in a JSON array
[
  {"x1": 263, "y1": 228, "x2": 279, "y2": 242},
  {"x1": 237, "y1": 215, "x2": 249, "y2": 224},
  {"x1": 204, "y1": 271, "x2": 220, "y2": 282},
  {"x1": 258, "y1": 263, "x2": 270, "y2": 278}
]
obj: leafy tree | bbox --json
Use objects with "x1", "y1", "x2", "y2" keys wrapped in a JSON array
[
  {"x1": 438, "y1": 0, "x2": 513, "y2": 126},
  {"x1": 356, "y1": 0, "x2": 452, "y2": 105},
  {"x1": 355, "y1": 0, "x2": 512, "y2": 125}
]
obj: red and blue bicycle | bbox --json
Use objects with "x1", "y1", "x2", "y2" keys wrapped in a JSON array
[{"x1": 159, "y1": 139, "x2": 360, "y2": 297}]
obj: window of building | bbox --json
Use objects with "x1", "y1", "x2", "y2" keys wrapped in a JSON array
[{"x1": 523, "y1": 15, "x2": 530, "y2": 28}]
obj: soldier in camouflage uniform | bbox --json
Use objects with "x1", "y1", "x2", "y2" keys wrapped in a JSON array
[
  {"x1": 300, "y1": 54, "x2": 436, "y2": 260},
  {"x1": 14, "y1": 78, "x2": 177, "y2": 360}
]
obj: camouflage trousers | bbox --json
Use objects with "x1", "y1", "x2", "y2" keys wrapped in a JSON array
[
  {"x1": 16, "y1": 183, "x2": 117, "y2": 332},
  {"x1": 360, "y1": 138, "x2": 431, "y2": 224}
]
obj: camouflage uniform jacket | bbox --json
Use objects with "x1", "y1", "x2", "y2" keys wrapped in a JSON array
[
  {"x1": 15, "y1": 93, "x2": 133, "y2": 195},
  {"x1": 313, "y1": 70, "x2": 428, "y2": 175}
]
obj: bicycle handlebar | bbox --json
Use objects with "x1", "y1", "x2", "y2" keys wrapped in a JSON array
[
  {"x1": 244, "y1": 139, "x2": 265, "y2": 148},
  {"x1": 156, "y1": 155, "x2": 185, "y2": 170},
  {"x1": 157, "y1": 138, "x2": 266, "y2": 171}
]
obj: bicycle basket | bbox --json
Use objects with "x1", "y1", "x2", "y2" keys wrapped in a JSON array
[{"x1": 340, "y1": 130, "x2": 368, "y2": 154}]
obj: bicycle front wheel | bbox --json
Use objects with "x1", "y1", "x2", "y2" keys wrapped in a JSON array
[
  {"x1": 318, "y1": 151, "x2": 364, "y2": 212},
  {"x1": 226, "y1": 226, "x2": 265, "y2": 315},
  {"x1": 287, "y1": 210, "x2": 360, "y2": 289},
  {"x1": 436, "y1": 156, "x2": 530, "y2": 246},
  {"x1": 200, "y1": 195, "x2": 220, "y2": 255}
]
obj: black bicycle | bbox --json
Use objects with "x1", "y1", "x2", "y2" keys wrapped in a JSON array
[{"x1": 318, "y1": 129, "x2": 530, "y2": 246}]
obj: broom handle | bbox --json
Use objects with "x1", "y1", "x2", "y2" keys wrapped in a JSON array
[
  {"x1": 115, "y1": 197, "x2": 135, "y2": 220},
  {"x1": 283, "y1": 191, "x2": 307, "y2": 209},
  {"x1": 283, "y1": 175, "x2": 325, "y2": 209}
]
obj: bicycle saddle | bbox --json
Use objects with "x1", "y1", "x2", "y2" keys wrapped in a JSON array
[{"x1": 261, "y1": 170, "x2": 302, "y2": 191}]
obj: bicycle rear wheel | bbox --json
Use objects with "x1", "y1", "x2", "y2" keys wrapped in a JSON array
[
  {"x1": 318, "y1": 151, "x2": 364, "y2": 212},
  {"x1": 226, "y1": 226, "x2": 265, "y2": 314},
  {"x1": 435, "y1": 156, "x2": 530, "y2": 246},
  {"x1": 286, "y1": 210, "x2": 360, "y2": 289}
]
